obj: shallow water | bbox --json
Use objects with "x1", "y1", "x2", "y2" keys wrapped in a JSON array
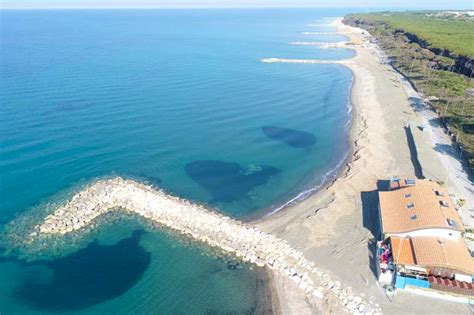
[
  {"x1": 185, "y1": 160, "x2": 281, "y2": 202},
  {"x1": 0, "y1": 221, "x2": 264, "y2": 314},
  {"x1": 13, "y1": 231, "x2": 151, "y2": 312},
  {"x1": 262, "y1": 126, "x2": 317, "y2": 148},
  {"x1": 1, "y1": 8, "x2": 353, "y2": 313}
]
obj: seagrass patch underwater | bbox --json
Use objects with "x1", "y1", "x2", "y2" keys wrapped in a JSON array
[{"x1": 0, "y1": 8, "x2": 353, "y2": 313}]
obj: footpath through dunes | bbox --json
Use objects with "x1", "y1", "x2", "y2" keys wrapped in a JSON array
[{"x1": 37, "y1": 177, "x2": 381, "y2": 315}]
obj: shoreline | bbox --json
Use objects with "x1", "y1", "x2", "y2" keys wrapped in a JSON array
[
  {"x1": 255, "y1": 19, "x2": 365, "y2": 312},
  {"x1": 257, "y1": 38, "x2": 356, "y2": 220},
  {"x1": 255, "y1": 18, "x2": 359, "y2": 223},
  {"x1": 261, "y1": 149, "x2": 351, "y2": 219},
  {"x1": 256, "y1": 17, "x2": 472, "y2": 314},
  {"x1": 29, "y1": 177, "x2": 379, "y2": 314},
  {"x1": 4, "y1": 15, "x2": 472, "y2": 315}
]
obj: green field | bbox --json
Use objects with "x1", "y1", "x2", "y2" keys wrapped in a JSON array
[
  {"x1": 344, "y1": 12, "x2": 474, "y2": 170},
  {"x1": 348, "y1": 12, "x2": 474, "y2": 57}
]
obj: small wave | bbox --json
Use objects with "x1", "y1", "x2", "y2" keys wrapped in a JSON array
[
  {"x1": 346, "y1": 76, "x2": 354, "y2": 114},
  {"x1": 264, "y1": 149, "x2": 350, "y2": 217},
  {"x1": 343, "y1": 75, "x2": 355, "y2": 134}
]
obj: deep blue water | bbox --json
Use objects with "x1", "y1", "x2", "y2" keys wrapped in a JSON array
[
  {"x1": 0, "y1": 9, "x2": 353, "y2": 313},
  {"x1": 12, "y1": 231, "x2": 151, "y2": 311}
]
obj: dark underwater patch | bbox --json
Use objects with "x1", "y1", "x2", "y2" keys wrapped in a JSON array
[
  {"x1": 262, "y1": 126, "x2": 316, "y2": 148},
  {"x1": 14, "y1": 230, "x2": 150, "y2": 311},
  {"x1": 185, "y1": 160, "x2": 280, "y2": 202}
]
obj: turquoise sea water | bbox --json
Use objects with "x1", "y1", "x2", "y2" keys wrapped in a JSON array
[{"x1": 1, "y1": 9, "x2": 353, "y2": 314}]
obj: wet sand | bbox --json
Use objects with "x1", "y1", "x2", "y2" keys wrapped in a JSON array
[
  {"x1": 256, "y1": 19, "x2": 472, "y2": 314},
  {"x1": 15, "y1": 16, "x2": 473, "y2": 315}
]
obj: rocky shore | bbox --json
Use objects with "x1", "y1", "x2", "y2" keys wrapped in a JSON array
[{"x1": 37, "y1": 177, "x2": 380, "y2": 314}]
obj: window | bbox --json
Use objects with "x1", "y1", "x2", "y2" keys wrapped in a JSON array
[
  {"x1": 404, "y1": 193, "x2": 412, "y2": 198},
  {"x1": 446, "y1": 219, "x2": 458, "y2": 228},
  {"x1": 435, "y1": 190, "x2": 444, "y2": 197},
  {"x1": 407, "y1": 203, "x2": 415, "y2": 209},
  {"x1": 405, "y1": 179, "x2": 416, "y2": 186},
  {"x1": 439, "y1": 200, "x2": 449, "y2": 207},
  {"x1": 410, "y1": 214, "x2": 417, "y2": 220}
]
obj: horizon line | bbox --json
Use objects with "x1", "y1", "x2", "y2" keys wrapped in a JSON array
[{"x1": 1, "y1": 6, "x2": 472, "y2": 10}]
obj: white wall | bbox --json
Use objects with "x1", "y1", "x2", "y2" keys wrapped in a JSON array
[{"x1": 391, "y1": 229, "x2": 461, "y2": 240}]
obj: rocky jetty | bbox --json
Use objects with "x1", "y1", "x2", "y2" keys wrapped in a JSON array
[
  {"x1": 302, "y1": 31, "x2": 334, "y2": 35},
  {"x1": 291, "y1": 41, "x2": 351, "y2": 48},
  {"x1": 37, "y1": 177, "x2": 380, "y2": 314},
  {"x1": 261, "y1": 58, "x2": 344, "y2": 64}
]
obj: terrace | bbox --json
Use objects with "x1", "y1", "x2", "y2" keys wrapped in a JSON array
[{"x1": 376, "y1": 178, "x2": 474, "y2": 301}]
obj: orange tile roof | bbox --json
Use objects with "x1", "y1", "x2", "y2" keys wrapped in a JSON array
[
  {"x1": 391, "y1": 237, "x2": 415, "y2": 265},
  {"x1": 379, "y1": 179, "x2": 463, "y2": 234},
  {"x1": 391, "y1": 236, "x2": 474, "y2": 275}
]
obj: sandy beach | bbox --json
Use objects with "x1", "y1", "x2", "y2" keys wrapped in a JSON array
[
  {"x1": 5, "y1": 8, "x2": 473, "y2": 315},
  {"x1": 5, "y1": 14, "x2": 472, "y2": 315},
  {"x1": 256, "y1": 19, "x2": 472, "y2": 314}
]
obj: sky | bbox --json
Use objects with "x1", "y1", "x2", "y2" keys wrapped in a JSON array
[{"x1": 1, "y1": 0, "x2": 473, "y2": 9}]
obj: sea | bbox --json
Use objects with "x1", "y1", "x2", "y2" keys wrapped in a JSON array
[{"x1": 0, "y1": 8, "x2": 355, "y2": 314}]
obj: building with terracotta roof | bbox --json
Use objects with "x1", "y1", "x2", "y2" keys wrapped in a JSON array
[
  {"x1": 376, "y1": 178, "x2": 474, "y2": 300},
  {"x1": 379, "y1": 178, "x2": 463, "y2": 239},
  {"x1": 391, "y1": 236, "x2": 474, "y2": 277}
]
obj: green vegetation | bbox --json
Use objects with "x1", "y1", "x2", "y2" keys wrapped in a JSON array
[
  {"x1": 343, "y1": 12, "x2": 474, "y2": 171},
  {"x1": 348, "y1": 12, "x2": 474, "y2": 57}
]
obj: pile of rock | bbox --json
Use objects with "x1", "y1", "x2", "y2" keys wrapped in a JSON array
[
  {"x1": 38, "y1": 177, "x2": 381, "y2": 314},
  {"x1": 261, "y1": 58, "x2": 345, "y2": 64},
  {"x1": 290, "y1": 41, "x2": 351, "y2": 48}
]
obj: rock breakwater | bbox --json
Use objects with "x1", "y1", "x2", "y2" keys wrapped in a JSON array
[
  {"x1": 37, "y1": 177, "x2": 380, "y2": 314},
  {"x1": 261, "y1": 58, "x2": 344, "y2": 64},
  {"x1": 302, "y1": 31, "x2": 333, "y2": 35},
  {"x1": 291, "y1": 41, "x2": 351, "y2": 48}
]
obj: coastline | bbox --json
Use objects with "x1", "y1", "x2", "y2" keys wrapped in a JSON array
[
  {"x1": 259, "y1": 54, "x2": 355, "y2": 220},
  {"x1": 3, "y1": 14, "x2": 472, "y2": 315},
  {"x1": 255, "y1": 18, "x2": 361, "y2": 225},
  {"x1": 256, "y1": 18, "x2": 472, "y2": 314},
  {"x1": 255, "y1": 19, "x2": 367, "y2": 313},
  {"x1": 29, "y1": 177, "x2": 379, "y2": 314}
]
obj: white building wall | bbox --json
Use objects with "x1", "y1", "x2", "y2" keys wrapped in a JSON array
[
  {"x1": 455, "y1": 274, "x2": 472, "y2": 283},
  {"x1": 391, "y1": 228, "x2": 461, "y2": 240}
]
